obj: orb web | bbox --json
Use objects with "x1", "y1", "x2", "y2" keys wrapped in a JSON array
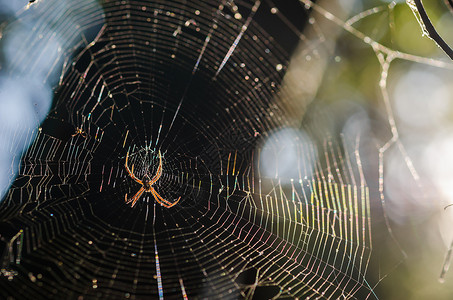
[{"x1": 3, "y1": 0, "x2": 450, "y2": 298}]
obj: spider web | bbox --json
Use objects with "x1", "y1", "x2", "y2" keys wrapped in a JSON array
[{"x1": 1, "y1": 0, "x2": 452, "y2": 299}]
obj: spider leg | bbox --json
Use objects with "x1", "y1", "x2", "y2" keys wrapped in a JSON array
[
  {"x1": 159, "y1": 196, "x2": 181, "y2": 208},
  {"x1": 125, "y1": 187, "x2": 145, "y2": 207},
  {"x1": 150, "y1": 187, "x2": 173, "y2": 205},
  {"x1": 167, "y1": 196, "x2": 181, "y2": 208},
  {"x1": 125, "y1": 193, "x2": 133, "y2": 204},
  {"x1": 149, "y1": 150, "x2": 162, "y2": 185},
  {"x1": 130, "y1": 188, "x2": 145, "y2": 207},
  {"x1": 150, "y1": 187, "x2": 180, "y2": 208},
  {"x1": 125, "y1": 151, "x2": 143, "y2": 184}
]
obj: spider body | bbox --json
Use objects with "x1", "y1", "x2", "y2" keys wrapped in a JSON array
[
  {"x1": 142, "y1": 175, "x2": 153, "y2": 191},
  {"x1": 72, "y1": 127, "x2": 87, "y2": 138},
  {"x1": 124, "y1": 150, "x2": 180, "y2": 208}
]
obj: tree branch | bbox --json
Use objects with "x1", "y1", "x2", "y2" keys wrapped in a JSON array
[
  {"x1": 445, "y1": 0, "x2": 453, "y2": 14},
  {"x1": 414, "y1": 0, "x2": 453, "y2": 60}
]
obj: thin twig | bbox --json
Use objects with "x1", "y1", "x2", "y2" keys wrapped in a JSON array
[
  {"x1": 445, "y1": 0, "x2": 453, "y2": 14},
  {"x1": 414, "y1": 0, "x2": 453, "y2": 60}
]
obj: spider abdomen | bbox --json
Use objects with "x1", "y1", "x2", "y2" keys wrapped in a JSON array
[{"x1": 143, "y1": 179, "x2": 153, "y2": 191}]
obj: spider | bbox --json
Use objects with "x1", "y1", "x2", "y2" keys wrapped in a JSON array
[
  {"x1": 72, "y1": 127, "x2": 87, "y2": 138},
  {"x1": 124, "y1": 150, "x2": 180, "y2": 208}
]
